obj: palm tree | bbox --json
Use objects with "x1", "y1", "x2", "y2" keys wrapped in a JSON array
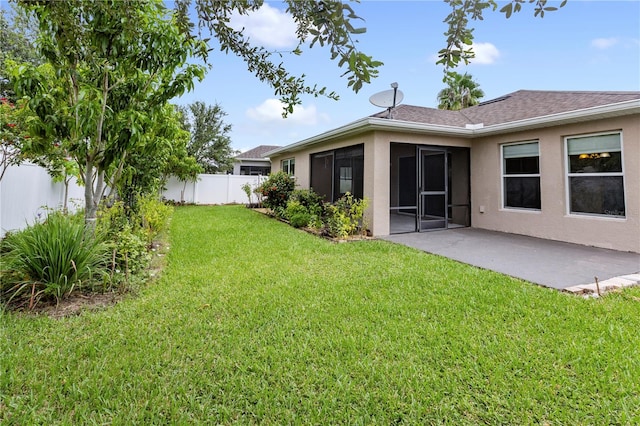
[{"x1": 437, "y1": 72, "x2": 485, "y2": 110}]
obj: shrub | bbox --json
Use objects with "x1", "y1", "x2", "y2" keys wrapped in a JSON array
[
  {"x1": 256, "y1": 171, "x2": 295, "y2": 214},
  {"x1": 137, "y1": 193, "x2": 173, "y2": 243},
  {"x1": 285, "y1": 200, "x2": 311, "y2": 228},
  {"x1": 290, "y1": 189, "x2": 324, "y2": 216},
  {"x1": 96, "y1": 199, "x2": 157, "y2": 285},
  {"x1": 324, "y1": 193, "x2": 369, "y2": 238},
  {"x1": 1, "y1": 211, "x2": 110, "y2": 308}
]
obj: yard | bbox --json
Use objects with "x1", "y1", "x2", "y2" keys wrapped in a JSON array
[{"x1": 2, "y1": 205, "x2": 639, "y2": 424}]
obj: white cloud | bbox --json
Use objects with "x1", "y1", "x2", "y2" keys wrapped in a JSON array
[
  {"x1": 230, "y1": 4, "x2": 297, "y2": 49},
  {"x1": 246, "y1": 99, "x2": 327, "y2": 126},
  {"x1": 591, "y1": 37, "x2": 619, "y2": 49},
  {"x1": 468, "y1": 42, "x2": 500, "y2": 65}
]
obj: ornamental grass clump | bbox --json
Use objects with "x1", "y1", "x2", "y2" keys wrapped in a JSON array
[{"x1": 0, "y1": 211, "x2": 110, "y2": 309}]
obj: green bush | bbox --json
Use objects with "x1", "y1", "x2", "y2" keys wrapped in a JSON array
[
  {"x1": 287, "y1": 189, "x2": 325, "y2": 229},
  {"x1": 137, "y1": 193, "x2": 173, "y2": 243},
  {"x1": 0, "y1": 211, "x2": 110, "y2": 308},
  {"x1": 257, "y1": 171, "x2": 295, "y2": 214},
  {"x1": 96, "y1": 201, "x2": 153, "y2": 284},
  {"x1": 290, "y1": 189, "x2": 324, "y2": 214},
  {"x1": 285, "y1": 200, "x2": 311, "y2": 228},
  {"x1": 324, "y1": 193, "x2": 369, "y2": 238}
]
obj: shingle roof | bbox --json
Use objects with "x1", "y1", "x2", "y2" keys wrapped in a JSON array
[
  {"x1": 235, "y1": 145, "x2": 281, "y2": 159},
  {"x1": 372, "y1": 90, "x2": 640, "y2": 127}
]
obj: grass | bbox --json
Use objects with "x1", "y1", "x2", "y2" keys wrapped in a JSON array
[{"x1": 2, "y1": 205, "x2": 640, "y2": 424}]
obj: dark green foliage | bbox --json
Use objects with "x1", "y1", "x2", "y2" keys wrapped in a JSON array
[
  {"x1": 438, "y1": 0, "x2": 566, "y2": 71},
  {"x1": 285, "y1": 201, "x2": 311, "y2": 228},
  {"x1": 289, "y1": 188, "x2": 325, "y2": 217},
  {"x1": 257, "y1": 171, "x2": 295, "y2": 214},
  {"x1": 281, "y1": 189, "x2": 368, "y2": 238},
  {"x1": 177, "y1": 102, "x2": 236, "y2": 174},
  {"x1": 437, "y1": 71, "x2": 485, "y2": 110},
  {"x1": 0, "y1": 211, "x2": 110, "y2": 308},
  {"x1": 96, "y1": 194, "x2": 172, "y2": 282},
  {"x1": 324, "y1": 192, "x2": 368, "y2": 238}
]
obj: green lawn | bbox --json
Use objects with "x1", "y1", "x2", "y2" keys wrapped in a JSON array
[{"x1": 2, "y1": 205, "x2": 639, "y2": 424}]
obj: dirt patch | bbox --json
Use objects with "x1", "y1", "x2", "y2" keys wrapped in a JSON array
[{"x1": 35, "y1": 291, "x2": 125, "y2": 319}]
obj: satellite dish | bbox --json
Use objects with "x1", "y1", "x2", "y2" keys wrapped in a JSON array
[{"x1": 369, "y1": 88, "x2": 404, "y2": 108}]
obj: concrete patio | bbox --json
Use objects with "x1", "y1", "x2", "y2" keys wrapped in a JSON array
[{"x1": 380, "y1": 228, "x2": 640, "y2": 293}]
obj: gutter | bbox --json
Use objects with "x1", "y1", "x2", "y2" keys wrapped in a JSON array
[{"x1": 265, "y1": 99, "x2": 640, "y2": 157}]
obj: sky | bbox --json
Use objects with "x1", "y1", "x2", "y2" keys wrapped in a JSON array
[{"x1": 173, "y1": 1, "x2": 640, "y2": 154}]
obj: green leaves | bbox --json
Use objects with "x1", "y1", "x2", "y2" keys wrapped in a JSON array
[
  {"x1": 177, "y1": 101, "x2": 235, "y2": 175},
  {"x1": 439, "y1": 0, "x2": 566, "y2": 72},
  {"x1": 12, "y1": 0, "x2": 209, "y2": 221},
  {"x1": 177, "y1": 0, "x2": 382, "y2": 114},
  {"x1": 436, "y1": 71, "x2": 485, "y2": 110}
]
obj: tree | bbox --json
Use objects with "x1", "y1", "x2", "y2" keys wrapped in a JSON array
[
  {"x1": 178, "y1": 102, "x2": 236, "y2": 174},
  {"x1": 173, "y1": 0, "x2": 565, "y2": 113},
  {"x1": 115, "y1": 103, "x2": 203, "y2": 208},
  {"x1": 173, "y1": 0, "x2": 384, "y2": 114},
  {"x1": 12, "y1": 0, "x2": 207, "y2": 224},
  {"x1": 0, "y1": 97, "x2": 32, "y2": 181},
  {"x1": 437, "y1": 72, "x2": 485, "y2": 110},
  {"x1": 438, "y1": 0, "x2": 567, "y2": 71},
  {"x1": 0, "y1": 6, "x2": 41, "y2": 101}
]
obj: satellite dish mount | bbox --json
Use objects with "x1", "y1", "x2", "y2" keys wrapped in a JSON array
[{"x1": 369, "y1": 82, "x2": 404, "y2": 118}]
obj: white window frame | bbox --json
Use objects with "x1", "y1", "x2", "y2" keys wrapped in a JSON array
[
  {"x1": 281, "y1": 158, "x2": 295, "y2": 176},
  {"x1": 564, "y1": 131, "x2": 625, "y2": 218},
  {"x1": 500, "y1": 140, "x2": 541, "y2": 211}
]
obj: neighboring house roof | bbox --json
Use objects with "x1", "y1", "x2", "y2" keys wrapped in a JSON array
[
  {"x1": 234, "y1": 145, "x2": 281, "y2": 161},
  {"x1": 266, "y1": 90, "x2": 640, "y2": 156}
]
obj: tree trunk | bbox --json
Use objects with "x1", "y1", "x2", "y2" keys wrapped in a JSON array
[{"x1": 84, "y1": 157, "x2": 98, "y2": 227}]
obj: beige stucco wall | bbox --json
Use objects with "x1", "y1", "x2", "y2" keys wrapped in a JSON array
[
  {"x1": 272, "y1": 130, "x2": 470, "y2": 236},
  {"x1": 470, "y1": 115, "x2": 640, "y2": 253},
  {"x1": 270, "y1": 133, "x2": 380, "y2": 232},
  {"x1": 271, "y1": 115, "x2": 638, "y2": 252}
]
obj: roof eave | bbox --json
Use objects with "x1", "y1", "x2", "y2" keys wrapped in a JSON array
[
  {"x1": 266, "y1": 99, "x2": 640, "y2": 156},
  {"x1": 264, "y1": 117, "x2": 472, "y2": 156},
  {"x1": 475, "y1": 99, "x2": 640, "y2": 136},
  {"x1": 234, "y1": 157, "x2": 271, "y2": 161}
]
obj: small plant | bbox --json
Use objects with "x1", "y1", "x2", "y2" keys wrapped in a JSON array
[
  {"x1": 285, "y1": 189, "x2": 325, "y2": 229},
  {"x1": 137, "y1": 193, "x2": 173, "y2": 243},
  {"x1": 256, "y1": 171, "x2": 295, "y2": 215},
  {"x1": 241, "y1": 182, "x2": 254, "y2": 206},
  {"x1": 1, "y1": 211, "x2": 110, "y2": 309},
  {"x1": 285, "y1": 200, "x2": 311, "y2": 228},
  {"x1": 324, "y1": 193, "x2": 369, "y2": 238},
  {"x1": 96, "y1": 200, "x2": 155, "y2": 286},
  {"x1": 290, "y1": 189, "x2": 324, "y2": 217}
]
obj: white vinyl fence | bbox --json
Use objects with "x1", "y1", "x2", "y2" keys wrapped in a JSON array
[
  {"x1": 161, "y1": 174, "x2": 265, "y2": 205},
  {"x1": 0, "y1": 163, "x2": 85, "y2": 237},
  {"x1": 1, "y1": 164, "x2": 265, "y2": 236}
]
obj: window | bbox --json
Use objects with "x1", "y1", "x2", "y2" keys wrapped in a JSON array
[
  {"x1": 502, "y1": 141, "x2": 541, "y2": 210},
  {"x1": 281, "y1": 158, "x2": 295, "y2": 176},
  {"x1": 240, "y1": 165, "x2": 270, "y2": 176},
  {"x1": 310, "y1": 144, "x2": 364, "y2": 202},
  {"x1": 566, "y1": 132, "x2": 625, "y2": 217}
]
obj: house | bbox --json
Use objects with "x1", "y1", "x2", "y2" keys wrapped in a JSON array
[
  {"x1": 232, "y1": 145, "x2": 280, "y2": 175},
  {"x1": 266, "y1": 90, "x2": 640, "y2": 253}
]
